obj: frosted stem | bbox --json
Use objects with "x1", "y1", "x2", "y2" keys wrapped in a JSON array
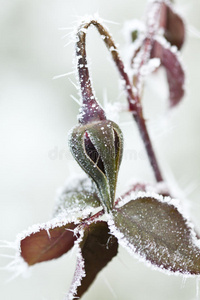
[
  {"x1": 130, "y1": 1, "x2": 165, "y2": 182},
  {"x1": 76, "y1": 23, "x2": 106, "y2": 124},
  {"x1": 134, "y1": 111, "x2": 163, "y2": 182},
  {"x1": 76, "y1": 19, "x2": 163, "y2": 182},
  {"x1": 81, "y1": 209, "x2": 104, "y2": 224},
  {"x1": 131, "y1": 1, "x2": 163, "y2": 99}
]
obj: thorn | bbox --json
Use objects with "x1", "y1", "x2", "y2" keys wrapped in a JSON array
[
  {"x1": 188, "y1": 25, "x2": 200, "y2": 39},
  {"x1": 181, "y1": 276, "x2": 187, "y2": 289},
  {"x1": 5, "y1": 269, "x2": 24, "y2": 283},
  {"x1": 68, "y1": 78, "x2": 79, "y2": 90},
  {"x1": 64, "y1": 40, "x2": 74, "y2": 47},
  {"x1": 46, "y1": 229, "x2": 51, "y2": 239},
  {"x1": 183, "y1": 180, "x2": 200, "y2": 197},
  {"x1": 0, "y1": 240, "x2": 17, "y2": 249},
  {"x1": 0, "y1": 240, "x2": 15, "y2": 245},
  {"x1": 0, "y1": 260, "x2": 16, "y2": 271},
  {"x1": 70, "y1": 95, "x2": 81, "y2": 106},
  {"x1": 101, "y1": 17, "x2": 120, "y2": 26},
  {"x1": 0, "y1": 254, "x2": 15, "y2": 259},
  {"x1": 52, "y1": 71, "x2": 76, "y2": 80},
  {"x1": 100, "y1": 274, "x2": 117, "y2": 299},
  {"x1": 61, "y1": 32, "x2": 73, "y2": 39},
  {"x1": 65, "y1": 228, "x2": 75, "y2": 233}
]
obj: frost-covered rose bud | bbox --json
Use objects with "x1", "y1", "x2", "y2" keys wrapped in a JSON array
[
  {"x1": 69, "y1": 119, "x2": 123, "y2": 213},
  {"x1": 67, "y1": 20, "x2": 124, "y2": 212}
]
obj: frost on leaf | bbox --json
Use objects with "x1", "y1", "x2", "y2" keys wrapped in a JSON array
[
  {"x1": 125, "y1": 0, "x2": 185, "y2": 108},
  {"x1": 53, "y1": 175, "x2": 101, "y2": 217},
  {"x1": 20, "y1": 222, "x2": 77, "y2": 266},
  {"x1": 162, "y1": 2, "x2": 185, "y2": 50},
  {"x1": 151, "y1": 39, "x2": 185, "y2": 107},
  {"x1": 68, "y1": 221, "x2": 118, "y2": 299},
  {"x1": 109, "y1": 195, "x2": 200, "y2": 275}
]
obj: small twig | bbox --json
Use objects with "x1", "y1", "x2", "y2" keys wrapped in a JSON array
[{"x1": 81, "y1": 209, "x2": 104, "y2": 225}]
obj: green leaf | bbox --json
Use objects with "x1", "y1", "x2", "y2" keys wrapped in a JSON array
[
  {"x1": 110, "y1": 195, "x2": 200, "y2": 275},
  {"x1": 68, "y1": 221, "x2": 118, "y2": 299},
  {"x1": 69, "y1": 120, "x2": 123, "y2": 212},
  {"x1": 53, "y1": 175, "x2": 101, "y2": 216},
  {"x1": 20, "y1": 222, "x2": 77, "y2": 266}
]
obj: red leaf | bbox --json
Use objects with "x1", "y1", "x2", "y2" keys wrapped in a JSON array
[
  {"x1": 68, "y1": 221, "x2": 118, "y2": 299},
  {"x1": 21, "y1": 223, "x2": 77, "y2": 265},
  {"x1": 151, "y1": 39, "x2": 185, "y2": 107},
  {"x1": 110, "y1": 195, "x2": 200, "y2": 275},
  {"x1": 163, "y1": 3, "x2": 185, "y2": 50}
]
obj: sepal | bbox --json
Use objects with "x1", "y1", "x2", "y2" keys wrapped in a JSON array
[{"x1": 69, "y1": 119, "x2": 123, "y2": 212}]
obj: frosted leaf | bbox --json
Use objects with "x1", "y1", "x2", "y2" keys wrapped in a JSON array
[
  {"x1": 146, "y1": 0, "x2": 185, "y2": 50},
  {"x1": 53, "y1": 174, "x2": 101, "y2": 217},
  {"x1": 19, "y1": 217, "x2": 78, "y2": 266},
  {"x1": 124, "y1": 0, "x2": 185, "y2": 107},
  {"x1": 151, "y1": 38, "x2": 185, "y2": 107},
  {"x1": 66, "y1": 221, "x2": 118, "y2": 299},
  {"x1": 109, "y1": 195, "x2": 200, "y2": 275},
  {"x1": 162, "y1": 1, "x2": 185, "y2": 50}
]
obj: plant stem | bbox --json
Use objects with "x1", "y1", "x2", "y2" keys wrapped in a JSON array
[
  {"x1": 76, "y1": 19, "x2": 163, "y2": 182},
  {"x1": 76, "y1": 24, "x2": 106, "y2": 124},
  {"x1": 81, "y1": 209, "x2": 104, "y2": 225},
  {"x1": 134, "y1": 110, "x2": 163, "y2": 182}
]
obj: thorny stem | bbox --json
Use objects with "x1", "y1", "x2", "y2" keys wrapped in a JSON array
[
  {"x1": 131, "y1": 0, "x2": 173, "y2": 98},
  {"x1": 130, "y1": 1, "x2": 167, "y2": 182},
  {"x1": 134, "y1": 111, "x2": 163, "y2": 182},
  {"x1": 76, "y1": 19, "x2": 163, "y2": 182}
]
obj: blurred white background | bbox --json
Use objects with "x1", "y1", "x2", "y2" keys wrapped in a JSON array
[{"x1": 1, "y1": 0, "x2": 200, "y2": 299}]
